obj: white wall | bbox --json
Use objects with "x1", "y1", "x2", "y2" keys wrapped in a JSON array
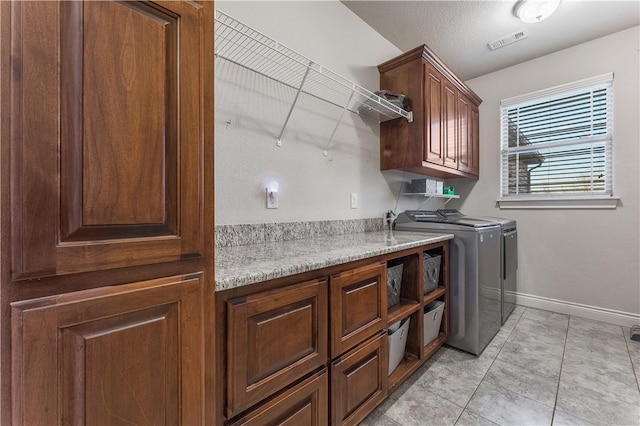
[
  {"x1": 215, "y1": 1, "x2": 414, "y2": 225},
  {"x1": 446, "y1": 27, "x2": 640, "y2": 318},
  {"x1": 215, "y1": 2, "x2": 639, "y2": 321}
]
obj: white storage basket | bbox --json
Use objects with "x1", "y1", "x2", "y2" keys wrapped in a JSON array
[
  {"x1": 423, "y1": 301, "x2": 444, "y2": 344},
  {"x1": 388, "y1": 317, "x2": 410, "y2": 375}
]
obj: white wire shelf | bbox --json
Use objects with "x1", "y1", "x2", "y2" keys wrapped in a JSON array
[
  {"x1": 401, "y1": 193, "x2": 459, "y2": 208},
  {"x1": 215, "y1": 10, "x2": 413, "y2": 144},
  {"x1": 400, "y1": 193, "x2": 460, "y2": 199}
]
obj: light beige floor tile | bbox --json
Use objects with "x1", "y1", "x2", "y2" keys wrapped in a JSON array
[
  {"x1": 416, "y1": 362, "x2": 483, "y2": 407},
  {"x1": 497, "y1": 339, "x2": 564, "y2": 378},
  {"x1": 556, "y1": 381, "x2": 640, "y2": 425},
  {"x1": 484, "y1": 359, "x2": 559, "y2": 407},
  {"x1": 552, "y1": 408, "x2": 594, "y2": 426},
  {"x1": 569, "y1": 316, "x2": 624, "y2": 338},
  {"x1": 436, "y1": 346, "x2": 494, "y2": 380},
  {"x1": 380, "y1": 381, "x2": 464, "y2": 426},
  {"x1": 455, "y1": 409, "x2": 499, "y2": 426},
  {"x1": 466, "y1": 382, "x2": 554, "y2": 426},
  {"x1": 520, "y1": 308, "x2": 569, "y2": 328},
  {"x1": 564, "y1": 330, "x2": 630, "y2": 359},
  {"x1": 560, "y1": 351, "x2": 639, "y2": 405},
  {"x1": 360, "y1": 405, "x2": 403, "y2": 426},
  {"x1": 508, "y1": 322, "x2": 567, "y2": 345}
]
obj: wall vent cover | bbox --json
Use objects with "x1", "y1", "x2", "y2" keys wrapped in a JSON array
[{"x1": 488, "y1": 28, "x2": 529, "y2": 50}]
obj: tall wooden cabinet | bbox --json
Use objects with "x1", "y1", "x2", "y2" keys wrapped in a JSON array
[
  {"x1": 0, "y1": 1, "x2": 215, "y2": 424},
  {"x1": 379, "y1": 45, "x2": 482, "y2": 179}
]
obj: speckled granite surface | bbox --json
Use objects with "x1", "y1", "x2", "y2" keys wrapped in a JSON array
[
  {"x1": 215, "y1": 230, "x2": 453, "y2": 291},
  {"x1": 215, "y1": 218, "x2": 384, "y2": 248}
]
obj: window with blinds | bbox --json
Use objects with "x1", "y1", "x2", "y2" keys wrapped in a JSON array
[{"x1": 500, "y1": 73, "x2": 613, "y2": 198}]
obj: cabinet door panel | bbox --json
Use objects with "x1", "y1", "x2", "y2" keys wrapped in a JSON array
[
  {"x1": 229, "y1": 370, "x2": 328, "y2": 426},
  {"x1": 330, "y1": 262, "x2": 386, "y2": 357},
  {"x1": 11, "y1": 273, "x2": 205, "y2": 426},
  {"x1": 457, "y1": 93, "x2": 471, "y2": 173},
  {"x1": 424, "y1": 64, "x2": 444, "y2": 165},
  {"x1": 470, "y1": 105, "x2": 480, "y2": 176},
  {"x1": 7, "y1": 0, "x2": 206, "y2": 279},
  {"x1": 227, "y1": 279, "x2": 328, "y2": 418},
  {"x1": 331, "y1": 332, "x2": 387, "y2": 426},
  {"x1": 443, "y1": 82, "x2": 458, "y2": 169}
]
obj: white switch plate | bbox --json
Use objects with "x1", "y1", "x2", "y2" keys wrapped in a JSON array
[
  {"x1": 266, "y1": 189, "x2": 278, "y2": 209},
  {"x1": 350, "y1": 192, "x2": 358, "y2": 209}
]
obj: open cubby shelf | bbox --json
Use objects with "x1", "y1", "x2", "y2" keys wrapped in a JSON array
[
  {"x1": 384, "y1": 240, "x2": 450, "y2": 400},
  {"x1": 387, "y1": 299, "x2": 421, "y2": 326},
  {"x1": 388, "y1": 352, "x2": 420, "y2": 393},
  {"x1": 423, "y1": 286, "x2": 446, "y2": 305},
  {"x1": 423, "y1": 333, "x2": 448, "y2": 359}
]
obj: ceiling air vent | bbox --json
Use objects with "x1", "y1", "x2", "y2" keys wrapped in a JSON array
[{"x1": 488, "y1": 28, "x2": 529, "y2": 50}]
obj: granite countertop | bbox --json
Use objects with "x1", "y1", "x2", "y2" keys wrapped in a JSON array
[{"x1": 215, "y1": 230, "x2": 453, "y2": 291}]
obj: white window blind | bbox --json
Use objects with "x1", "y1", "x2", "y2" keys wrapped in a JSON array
[{"x1": 500, "y1": 73, "x2": 613, "y2": 198}]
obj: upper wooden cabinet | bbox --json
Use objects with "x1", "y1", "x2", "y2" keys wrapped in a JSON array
[
  {"x1": 4, "y1": 0, "x2": 207, "y2": 279},
  {"x1": 379, "y1": 45, "x2": 482, "y2": 179}
]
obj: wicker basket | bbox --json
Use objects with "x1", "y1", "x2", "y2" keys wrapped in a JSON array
[
  {"x1": 423, "y1": 254, "x2": 441, "y2": 294},
  {"x1": 387, "y1": 262, "x2": 403, "y2": 308}
]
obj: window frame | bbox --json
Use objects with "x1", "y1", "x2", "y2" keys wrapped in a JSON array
[{"x1": 497, "y1": 73, "x2": 617, "y2": 209}]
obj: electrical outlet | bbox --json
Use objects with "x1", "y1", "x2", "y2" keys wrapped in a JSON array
[
  {"x1": 266, "y1": 188, "x2": 278, "y2": 209},
  {"x1": 350, "y1": 192, "x2": 358, "y2": 209}
]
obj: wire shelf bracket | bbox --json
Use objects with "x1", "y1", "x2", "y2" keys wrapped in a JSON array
[{"x1": 215, "y1": 10, "x2": 413, "y2": 146}]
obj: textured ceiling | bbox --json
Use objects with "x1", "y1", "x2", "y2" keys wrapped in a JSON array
[{"x1": 342, "y1": 0, "x2": 640, "y2": 80}]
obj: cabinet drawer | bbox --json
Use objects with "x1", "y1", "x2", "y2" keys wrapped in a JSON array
[
  {"x1": 226, "y1": 279, "x2": 328, "y2": 417},
  {"x1": 229, "y1": 369, "x2": 328, "y2": 426},
  {"x1": 331, "y1": 332, "x2": 388, "y2": 426},
  {"x1": 330, "y1": 262, "x2": 386, "y2": 356}
]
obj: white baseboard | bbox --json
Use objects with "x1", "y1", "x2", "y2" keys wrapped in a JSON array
[{"x1": 514, "y1": 291, "x2": 640, "y2": 328}]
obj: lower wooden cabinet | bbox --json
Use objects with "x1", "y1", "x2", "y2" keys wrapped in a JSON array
[
  {"x1": 330, "y1": 262, "x2": 387, "y2": 357},
  {"x1": 226, "y1": 278, "x2": 328, "y2": 417},
  {"x1": 331, "y1": 331, "x2": 388, "y2": 426},
  {"x1": 218, "y1": 244, "x2": 449, "y2": 425},
  {"x1": 229, "y1": 369, "x2": 328, "y2": 426},
  {"x1": 11, "y1": 273, "x2": 206, "y2": 425}
]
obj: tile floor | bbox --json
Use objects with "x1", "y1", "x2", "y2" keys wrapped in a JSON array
[{"x1": 362, "y1": 306, "x2": 640, "y2": 426}]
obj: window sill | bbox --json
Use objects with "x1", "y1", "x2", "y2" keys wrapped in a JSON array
[{"x1": 497, "y1": 196, "x2": 620, "y2": 210}]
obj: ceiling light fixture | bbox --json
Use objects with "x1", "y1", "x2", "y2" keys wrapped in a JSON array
[{"x1": 514, "y1": 0, "x2": 561, "y2": 23}]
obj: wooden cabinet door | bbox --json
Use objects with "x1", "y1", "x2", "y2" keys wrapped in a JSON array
[
  {"x1": 226, "y1": 279, "x2": 328, "y2": 418},
  {"x1": 470, "y1": 104, "x2": 480, "y2": 176},
  {"x1": 424, "y1": 63, "x2": 444, "y2": 165},
  {"x1": 331, "y1": 332, "x2": 388, "y2": 426},
  {"x1": 443, "y1": 81, "x2": 458, "y2": 169},
  {"x1": 457, "y1": 92, "x2": 472, "y2": 173},
  {"x1": 10, "y1": 273, "x2": 206, "y2": 425},
  {"x1": 4, "y1": 0, "x2": 209, "y2": 279},
  {"x1": 229, "y1": 370, "x2": 328, "y2": 426},
  {"x1": 330, "y1": 262, "x2": 386, "y2": 357}
]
